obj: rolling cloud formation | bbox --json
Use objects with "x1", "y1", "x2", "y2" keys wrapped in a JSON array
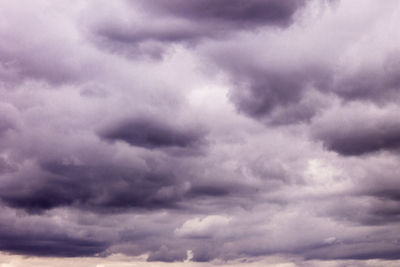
[{"x1": 0, "y1": 0, "x2": 400, "y2": 265}]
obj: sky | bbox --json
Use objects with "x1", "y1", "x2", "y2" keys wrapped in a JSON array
[{"x1": 0, "y1": 0, "x2": 400, "y2": 266}]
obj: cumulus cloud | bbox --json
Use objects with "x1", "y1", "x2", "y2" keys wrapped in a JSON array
[
  {"x1": 175, "y1": 215, "x2": 231, "y2": 238},
  {"x1": 198, "y1": 0, "x2": 400, "y2": 125}
]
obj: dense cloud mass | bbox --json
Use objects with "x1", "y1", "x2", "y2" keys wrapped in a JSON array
[
  {"x1": 100, "y1": 116, "x2": 206, "y2": 151},
  {"x1": 139, "y1": 0, "x2": 305, "y2": 26},
  {"x1": 0, "y1": 0, "x2": 400, "y2": 266},
  {"x1": 93, "y1": 0, "x2": 306, "y2": 59},
  {"x1": 312, "y1": 103, "x2": 400, "y2": 155}
]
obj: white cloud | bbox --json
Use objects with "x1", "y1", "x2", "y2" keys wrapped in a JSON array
[{"x1": 175, "y1": 215, "x2": 232, "y2": 238}]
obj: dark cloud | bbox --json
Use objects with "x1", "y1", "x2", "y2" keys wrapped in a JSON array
[
  {"x1": 0, "y1": 159, "x2": 253, "y2": 213},
  {"x1": 0, "y1": 232, "x2": 109, "y2": 257},
  {"x1": 200, "y1": 37, "x2": 334, "y2": 125},
  {"x1": 91, "y1": 0, "x2": 307, "y2": 59},
  {"x1": 228, "y1": 69, "x2": 330, "y2": 124},
  {"x1": 147, "y1": 246, "x2": 187, "y2": 262},
  {"x1": 304, "y1": 241, "x2": 400, "y2": 261},
  {"x1": 321, "y1": 196, "x2": 400, "y2": 226},
  {"x1": 232, "y1": 72, "x2": 307, "y2": 117},
  {"x1": 332, "y1": 52, "x2": 400, "y2": 102},
  {"x1": 366, "y1": 199, "x2": 400, "y2": 225},
  {"x1": 313, "y1": 123, "x2": 400, "y2": 155},
  {"x1": 96, "y1": 21, "x2": 202, "y2": 45},
  {"x1": 312, "y1": 104, "x2": 400, "y2": 155},
  {"x1": 215, "y1": 51, "x2": 400, "y2": 127},
  {"x1": 1, "y1": 0, "x2": 400, "y2": 265},
  {"x1": 100, "y1": 116, "x2": 206, "y2": 151},
  {"x1": 187, "y1": 185, "x2": 231, "y2": 198},
  {"x1": 139, "y1": 0, "x2": 306, "y2": 27},
  {"x1": 372, "y1": 189, "x2": 400, "y2": 202},
  {"x1": 0, "y1": 206, "x2": 112, "y2": 257},
  {"x1": 222, "y1": 51, "x2": 400, "y2": 126},
  {"x1": 196, "y1": 8, "x2": 400, "y2": 127},
  {"x1": 0, "y1": 162, "x2": 186, "y2": 212}
]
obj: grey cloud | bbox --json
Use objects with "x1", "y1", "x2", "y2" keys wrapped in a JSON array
[
  {"x1": 196, "y1": 3, "x2": 400, "y2": 126},
  {"x1": 311, "y1": 103, "x2": 400, "y2": 155},
  {"x1": 367, "y1": 199, "x2": 400, "y2": 225},
  {"x1": 0, "y1": 117, "x2": 14, "y2": 136},
  {"x1": 310, "y1": 153, "x2": 400, "y2": 227},
  {"x1": 200, "y1": 35, "x2": 334, "y2": 125},
  {"x1": 90, "y1": 0, "x2": 307, "y2": 58},
  {"x1": 0, "y1": 157, "x2": 16, "y2": 175},
  {"x1": 100, "y1": 116, "x2": 206, "y2": 151},
  {"x1": 0, "y1": 161, "x2": 186, "y2": 212},
  {"x1": 0, "y1": 104, "x2": 19, "y2": 136},
  {"x1": 0, "y1": 2, "x2": 107, "y2": 86},
  {"x1": 0, "y1": 30, "x2": 75, "y2": 85},
  {"x1": 0, "y1": 233, "x2": 109, "y2": 257},
  {"x1": 304, "y1": 240, "x2": 400, "y2": 261},
  {"x1": 320, "y1": 196, "x2": 400, "y2": 226},
  {"x1": 187, "y1": 185, "x2": 231, "y2": 198},
  {"x1": 96, "y1": 20, "x2": 202, "y2": 45},
  {"x1": 314, "y1": 121, "x2": 400, "y2": 155},
  {"x1": 0, "y1": 157, "x2": 255, "y2": 213},
  {"x1": 0, "y1": 207, "x2": 112, "y2": 257},
  {"x1": 1, "y1": 0, "x2": 400, "y2": 264},
  {"x1": 372, "y1": 189, "x2": 400, "y2": 202},
  {"x1": 147, "y1": 246, "x2": 187, "y2": 262},
  {"x1": 139, "y1": 0, "x2": 306, "y2": 27},
  {"x1": 332, "y1": 52, "x2": 400, "y2": 102},
  {"x1": 224, "y1": 51, "x2": 400, "y2": 126},
  {"x1": 229, "y1": 70, "x2": 330, "y2": 125}
]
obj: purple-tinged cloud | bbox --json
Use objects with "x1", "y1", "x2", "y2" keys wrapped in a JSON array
[
  {"x1": 0, "y1": 0, "x2": 400, "y2": 265},
  {"x1": 312, "y1": 103, "x2": 400, "y2": 155},
  {"x1": 100, "y1": 116, "x2": 206, "y2": 150},
  {"x1": 90, "y1": 0, "x2": 307, "y2": 59}
]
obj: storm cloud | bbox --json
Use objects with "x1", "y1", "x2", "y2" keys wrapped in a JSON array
[
  {"x1": 139, "y1": 0, "x2": 305, "y2": 26},
  {"x1": 312, "y1": 103, "x2": 400, "y2": 155},
  {"x1": 0, "y1": 0, "x2": 400, "y2": 266},
  {"x1": 100, "y1": 116, "x2": 206, "y2": 150},
  {"x1": 90, "y1": 0, "x2": 307, "y2": 59}
]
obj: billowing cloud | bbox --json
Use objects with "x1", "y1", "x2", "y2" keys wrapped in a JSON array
[
  {"x1": 0, "y1": 0, "x2": 400, "y2": 265},
  {"x1": 311, "y1": 103, "x2": 400, "y2": 155},
  {"x1": 0, "y1": 206, "x2": 111, "y2": 257},
  {"x1": 198, "y1": 0, "x2": 400, "y2": 125},
  {"x1": 175, "y1": 215, "x2": 231, "y2": 238},
  {"x1": 89, "y1": 0, "x2": 307, "y2": 58},
  {"x1": 0, "y1": 162, "x2": 185, "y2": 211}
]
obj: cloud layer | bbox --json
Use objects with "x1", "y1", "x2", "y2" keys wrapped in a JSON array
[{"x1": 0, "y1": 0, "x2": 400, "y2": 265}]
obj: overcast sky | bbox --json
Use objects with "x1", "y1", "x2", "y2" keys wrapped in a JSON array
[{"x1": 0, "y1": 0, "x2": 400, "y2": 266}]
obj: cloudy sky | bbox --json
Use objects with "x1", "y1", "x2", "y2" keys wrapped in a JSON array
[{"x1": 0, "y1": 0, "x2": 400, "y2": 266}]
